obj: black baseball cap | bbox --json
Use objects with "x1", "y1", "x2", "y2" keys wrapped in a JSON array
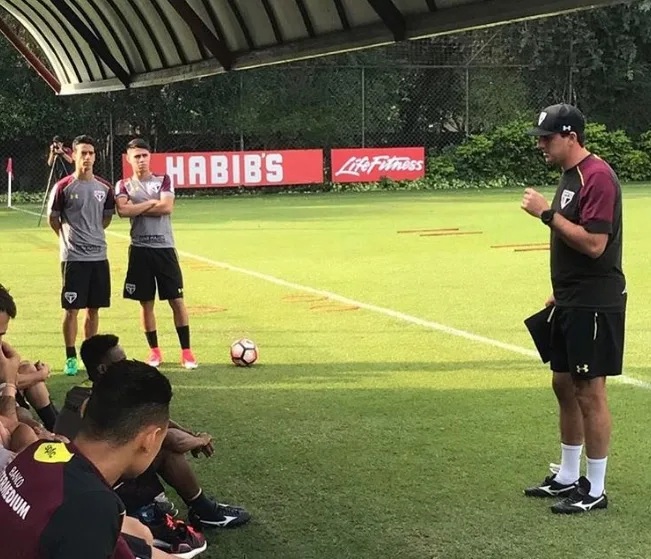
[{"x1": 527, "y1": 104, "x2": 585, "y2": 137}]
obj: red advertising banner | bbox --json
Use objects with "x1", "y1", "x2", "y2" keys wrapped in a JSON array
[
  {"x1": 121, "y1": 150, "x2": 324, "y2": 188},
  {"x1": 331, "y1": 147, "x2": 425, "y2": 183}
]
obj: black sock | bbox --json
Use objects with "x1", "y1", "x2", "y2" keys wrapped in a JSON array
[
  {"x1": 176, "y1": 326, "x2": 190, "y2": 350},
  {"x1": 145, "y1": 330, "x2": 159, "y2": 349},
  {"x1": 35, "y1": 402, "x2": 59, "y2": 432},
  {"x1": 185, "y1": 489, "x2": 213, "y2": 515},
  {"x1": 66, "y1": 346, "x2": 77, "y2": 359}
]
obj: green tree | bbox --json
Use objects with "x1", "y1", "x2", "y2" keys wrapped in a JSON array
[{"x1": 502, "y1": 2, "x2": 651, "y2": 134}]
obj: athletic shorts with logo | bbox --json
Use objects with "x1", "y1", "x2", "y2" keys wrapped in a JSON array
[
  {"x1": 123, "y1": 246, "x2": 184, "y2": 301},
  {"x1": 48, "y1": 174, "x2": 115, "y2": 311},
  {"x1": 61, "y1": 260, "x2": 111, "y2": 309},
  {"x1": 545, "y1": 306, "x2": 625, "y2": 379}
]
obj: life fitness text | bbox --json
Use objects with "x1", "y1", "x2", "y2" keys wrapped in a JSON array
[{"x1": 331, "y1": 147, "x2": 425, "y2": 183}]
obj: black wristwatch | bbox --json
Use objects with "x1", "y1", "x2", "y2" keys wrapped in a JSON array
[{"x1": 540, "y1": 209, "x2": 556, "y2": 226}]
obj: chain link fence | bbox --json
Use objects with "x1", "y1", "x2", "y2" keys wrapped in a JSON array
[{"x1": 2, "y1": 23, "x2": 576, "y2": 196}]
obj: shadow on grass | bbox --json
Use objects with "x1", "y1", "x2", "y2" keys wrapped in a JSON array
[
  {"x1": 156, "y1": 359, "x2": 539, "y2": 384},
  {"x1": 151, "y1": 383, "x2": 651, "y2": 559}
]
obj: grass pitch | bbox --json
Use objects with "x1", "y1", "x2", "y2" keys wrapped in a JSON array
[{"x1": 2, "y1": 186, "x2": 651, "y2": 558}]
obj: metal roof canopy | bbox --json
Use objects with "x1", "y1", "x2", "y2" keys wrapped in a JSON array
[{"x1": 0, "y1": 0, "x2": 625, "y2": 95}]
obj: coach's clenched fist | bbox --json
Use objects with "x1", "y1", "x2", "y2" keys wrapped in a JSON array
[{"x1": 521, "y1": 187, "x2": 550, "y2": 218}]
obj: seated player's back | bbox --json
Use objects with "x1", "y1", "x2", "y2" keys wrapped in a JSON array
[{"x1": 0, "y1": 440, "x2": 125, "y2": 557}]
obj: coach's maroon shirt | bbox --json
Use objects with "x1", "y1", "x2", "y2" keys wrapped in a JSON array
[
  {"x1": 0, "y1": 441, "x2": 135, "y2": 558},
  {"x1": 550, "y1": 153, "x2": 626, "y2": 311}
]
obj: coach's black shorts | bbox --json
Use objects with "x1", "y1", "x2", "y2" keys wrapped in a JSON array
[
  {"x1": 60, "y1": 260, "x2": 111, "y2": 310},
  {"x1": 548, "y1": 306, "x2": 625, "y2": 379},
  {"x1": 123, "y1": 246, "x2": 184, "y2": 301}
]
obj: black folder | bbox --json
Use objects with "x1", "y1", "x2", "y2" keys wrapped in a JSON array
[{"x1": 524, "y1": 305, "x2": 555, "y2": 363}]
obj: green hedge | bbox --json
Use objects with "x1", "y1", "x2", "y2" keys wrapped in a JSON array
[
  {"x1": 2, "y1": 121, "x2": 647, "y2": 203},
  {"x1": 428, "y1": 119, "x2": 651, "y2": 187},
  {"x1": 313, "y1": 119, "x2": 651, "y2": 192}
]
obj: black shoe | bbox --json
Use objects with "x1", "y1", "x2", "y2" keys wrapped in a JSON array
[
  {"x1": 153, "y1": 517, "x2": 207, "y2": 558},
  {"x1": 155, "y1": 493, "x2": 179, "y2": 518},
  {"x1": 524, "y1": 474, "x2": 576, "y2": 498},
  {"x1": 136, "y1": 502, "x2": 208, "y2": 557},
  {"x1": 551, "y1": 476, "x2": 608, "y2": 514},
  {"x1": 189, "y1": 500, "x2": 251, "y2": 529}
]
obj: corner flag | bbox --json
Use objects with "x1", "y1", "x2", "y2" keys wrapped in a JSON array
[{"x1": 6, "y1": 157, "x2": 13, "y2": 208}]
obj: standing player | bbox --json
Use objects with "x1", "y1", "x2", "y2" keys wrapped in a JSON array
[
  {"x1": 48, "y1": 135, "x2": 115, "y2": 376},
  {"x1": 521, "y1": 104, "x2": 626, "y2": 514},
  {"x1": 115, "y1": 139, "x2": 197, "y2": 369}
]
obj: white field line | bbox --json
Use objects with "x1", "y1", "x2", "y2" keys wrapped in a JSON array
[{"x1": 10, "y1": 205, "x2": 648, "y2": 389}]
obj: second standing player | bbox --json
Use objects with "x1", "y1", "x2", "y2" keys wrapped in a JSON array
[{"x1": 115, "y1": 139, "x2": 198, "y2": 370}]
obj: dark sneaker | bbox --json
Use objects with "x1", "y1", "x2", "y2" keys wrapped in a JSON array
[
  {"x1": 134, "y1": 501, "x2": 167, "y2": 525},
  {"x1": 155, "y1": 493, "x2": 179, "y2": 518},
  {"x1": 135, "y1": 502, "x2": 207, "y2": 557},
  {"x1": 134, "y1": 499, "x2": 178, "y2": 522},
  {"x1": 157, "y1": 517, "x2": 207, "y2": 558},
  {"x1": 524, "y1": 474, "x2": 576, "y2": 498},
  {"x1": 189, "y1": 500, "x2": 251, "y2": 529},
  {"x1": 551, "y1": 476, "x2": 608, "y2": 514}
]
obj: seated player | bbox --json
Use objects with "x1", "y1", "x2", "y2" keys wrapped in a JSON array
[
  {"x1": 0, "y1": 284, "x2": 59, "y2": 432},
  {"x1": 54, "y1": 334, "x2": 251, "y2": 532},
  {"x1": 0, "y1": 402, "x2": 40, "y2": 459},
  {"x1": 0, "y1": 341, "x2": 39, "y2": 469},
  {"x1": 0, "y1": 359, "x2": 206, "y2": 558},
  {"x1": 0, "y1": 340, "x2": 67, "y2": 466}
]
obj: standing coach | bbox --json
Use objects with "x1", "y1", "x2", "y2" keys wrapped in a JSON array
[{"x1": 520, "y1": 103, "x2": 626, "y2": 514}]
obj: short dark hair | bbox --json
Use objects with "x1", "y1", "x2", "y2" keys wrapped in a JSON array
[
  {"x1": 72, "y1": 135, "x2": 95, "y2": 150},
  {"x1": 53, "y1": 135, "x2": 64, "y2": 144},
  {"x1": 79, "y1": 359, "x2": 172, "y2": 445},
  {"x1": 0, "y1": 284, "x2": 17, "y2": 319},
  {"x1": 561, "y1": 131, "x2": 585, "y2": 147},
  {"x1": 80, "y1": 334, "x2": 119, "y2": 382},
  {"x1": 126, "y1": 138, "x2": 151, "y2": 152}
]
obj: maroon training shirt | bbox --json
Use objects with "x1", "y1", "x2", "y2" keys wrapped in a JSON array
[
  {"x1": 0, "y1": 441, "x2": 135, "y2": 558},
  {"x1": 549, "y1": 154, "x2": 626, "y2": 311}
]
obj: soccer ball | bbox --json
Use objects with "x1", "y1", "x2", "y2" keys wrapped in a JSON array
[{"x1": 230, "y1": 338, "x2": 258, "y2": 367}]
